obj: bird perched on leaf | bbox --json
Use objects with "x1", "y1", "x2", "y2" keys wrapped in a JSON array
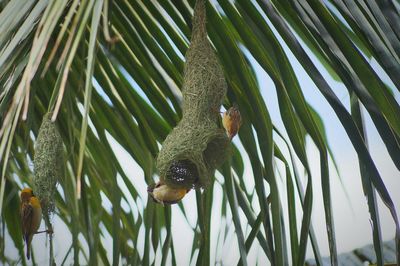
[
  {"x1": 222, "y1": 103, "x2": 242, "y2": 140},
  {"x1": 148, "y1": 181, "x2": 190, "y2": 205},
  {"x1": 20, "y1": 188, "x2": 42, "y2": 260}
]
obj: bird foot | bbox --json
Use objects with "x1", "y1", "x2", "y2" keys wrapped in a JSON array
[{"x1": 35, "y1": 228, "x2": 53, "y2": 235}]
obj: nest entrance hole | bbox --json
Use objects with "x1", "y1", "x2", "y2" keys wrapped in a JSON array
[{"x1": 166, "y1": 159, "x2": 199, "y2": 187}]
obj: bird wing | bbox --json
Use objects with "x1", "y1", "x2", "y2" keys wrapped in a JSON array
[
  {"x1": 21, "y1": 202, "x2": 34, "y2": 241},
  {"x1": 30, "y1": 197, "x2": 42, "y2": 233}
]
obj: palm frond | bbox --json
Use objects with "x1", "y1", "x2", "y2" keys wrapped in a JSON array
[{"x1": 0, "y1": 0, "x2": 399, "y2": 265}]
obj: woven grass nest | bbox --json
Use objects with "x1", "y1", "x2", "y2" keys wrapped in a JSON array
[
  {"x1": 33, "y1": 113, "x2": 63, "y2": 222},
  {"x1": 156, "y1": 0, "x2": 230, "y2": 190}
]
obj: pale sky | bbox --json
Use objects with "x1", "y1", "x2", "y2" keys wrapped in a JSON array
[{"x1": 4, "y1": 1, "x2": 400, "y2": 265}]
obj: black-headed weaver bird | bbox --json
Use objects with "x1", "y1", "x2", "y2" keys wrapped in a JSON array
[
  {"x1": 147, "y1": 181, "x2": 190, "y2": 205},
  {"x1": 222, "y1": 103, "x2": 242, "y2": 140},
  {"x1": 20, "y1": 188, "x2": 42, "y2": 260}
]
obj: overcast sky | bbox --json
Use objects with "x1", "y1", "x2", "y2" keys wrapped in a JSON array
[{"x1": 4, "y1": 1, "x2": 400, "y2": 265}]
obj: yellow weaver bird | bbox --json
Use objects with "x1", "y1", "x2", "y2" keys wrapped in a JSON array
[
  {"x1": 147, "y1": 181, "x2": 190, "y2": 205},
  {"x1": 222, "y1": 103, "x2": 242, "y2": 140},
  {"x1": 20, "y1": 188, "x2": 42, "y2": 260}
]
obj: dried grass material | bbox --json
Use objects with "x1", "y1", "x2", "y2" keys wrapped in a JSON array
[
  {"x1": 156, "y1": 0, "x2": 229, "y2": 189},
  {"x1": 33, "y1": 113, "x2": 63, "y2": 217}
]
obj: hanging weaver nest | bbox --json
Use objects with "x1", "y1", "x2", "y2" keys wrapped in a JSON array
[
  {"x1": 156, "y1": 0, "x2": 230, "y2": 189},
  {"x1": 33, "y1": 113, "x2": 63, "y2": 221}
]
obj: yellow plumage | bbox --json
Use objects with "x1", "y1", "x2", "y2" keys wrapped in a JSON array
[
  {"x1": 20, "y1": 188, "x2": 42, "y2": 260},
  {"x1": 147, "y1": 182, "x2": 189, "y2": 205}
]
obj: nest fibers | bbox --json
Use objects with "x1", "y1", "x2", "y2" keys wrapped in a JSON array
[
  {"x1": 156, "y1": 0, "x2": 230, "y2": 189},
  {"x1": 33, "y1": 113, "x2": 63, "y2": 219}
]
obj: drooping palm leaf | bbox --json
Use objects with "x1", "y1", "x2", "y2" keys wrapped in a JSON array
[{"x1": 0, "y1": 0, "x2": 399, "y2": 265}]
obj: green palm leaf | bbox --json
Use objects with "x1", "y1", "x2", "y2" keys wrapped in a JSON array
[{"x1": 0, "y1": 0, "x2": 399, "y2": 265}]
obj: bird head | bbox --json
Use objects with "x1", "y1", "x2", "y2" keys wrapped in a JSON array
[
  {"x1": 227, "y1": 103, "x2": 240, "y2": 117},
  {"x1": 20, "y1": 187, "x2": 34, "y2": 202},
  {"x1": 147, "y1": 182, "x2": 162, "y2": 203}
]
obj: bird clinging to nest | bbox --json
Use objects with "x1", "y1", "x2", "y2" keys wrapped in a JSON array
[
  {"x1": 222, "y1": 103, "x2": 242, "y2": 140},
  {"x1": 20, "y1": 188, "x2": 42, "y2": 260},
  {"x1": 148, "y1": 181, "x2": 190, "y2": 205}
]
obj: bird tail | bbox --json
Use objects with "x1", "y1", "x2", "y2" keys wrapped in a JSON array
[{"x1": 25, "y1": 235, "x2": 31, "y2": 260}]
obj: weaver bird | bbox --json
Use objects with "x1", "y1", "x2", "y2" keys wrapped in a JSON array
[
  {"x1": 20, "y1": 188, "x2": 42, "y2": 260},
  {"x1": 148, "y1": 181, "x2": 190, "y2": 205},
  {"x1": 222, "y1": 103, "x2": 242, "y2": 140}
]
